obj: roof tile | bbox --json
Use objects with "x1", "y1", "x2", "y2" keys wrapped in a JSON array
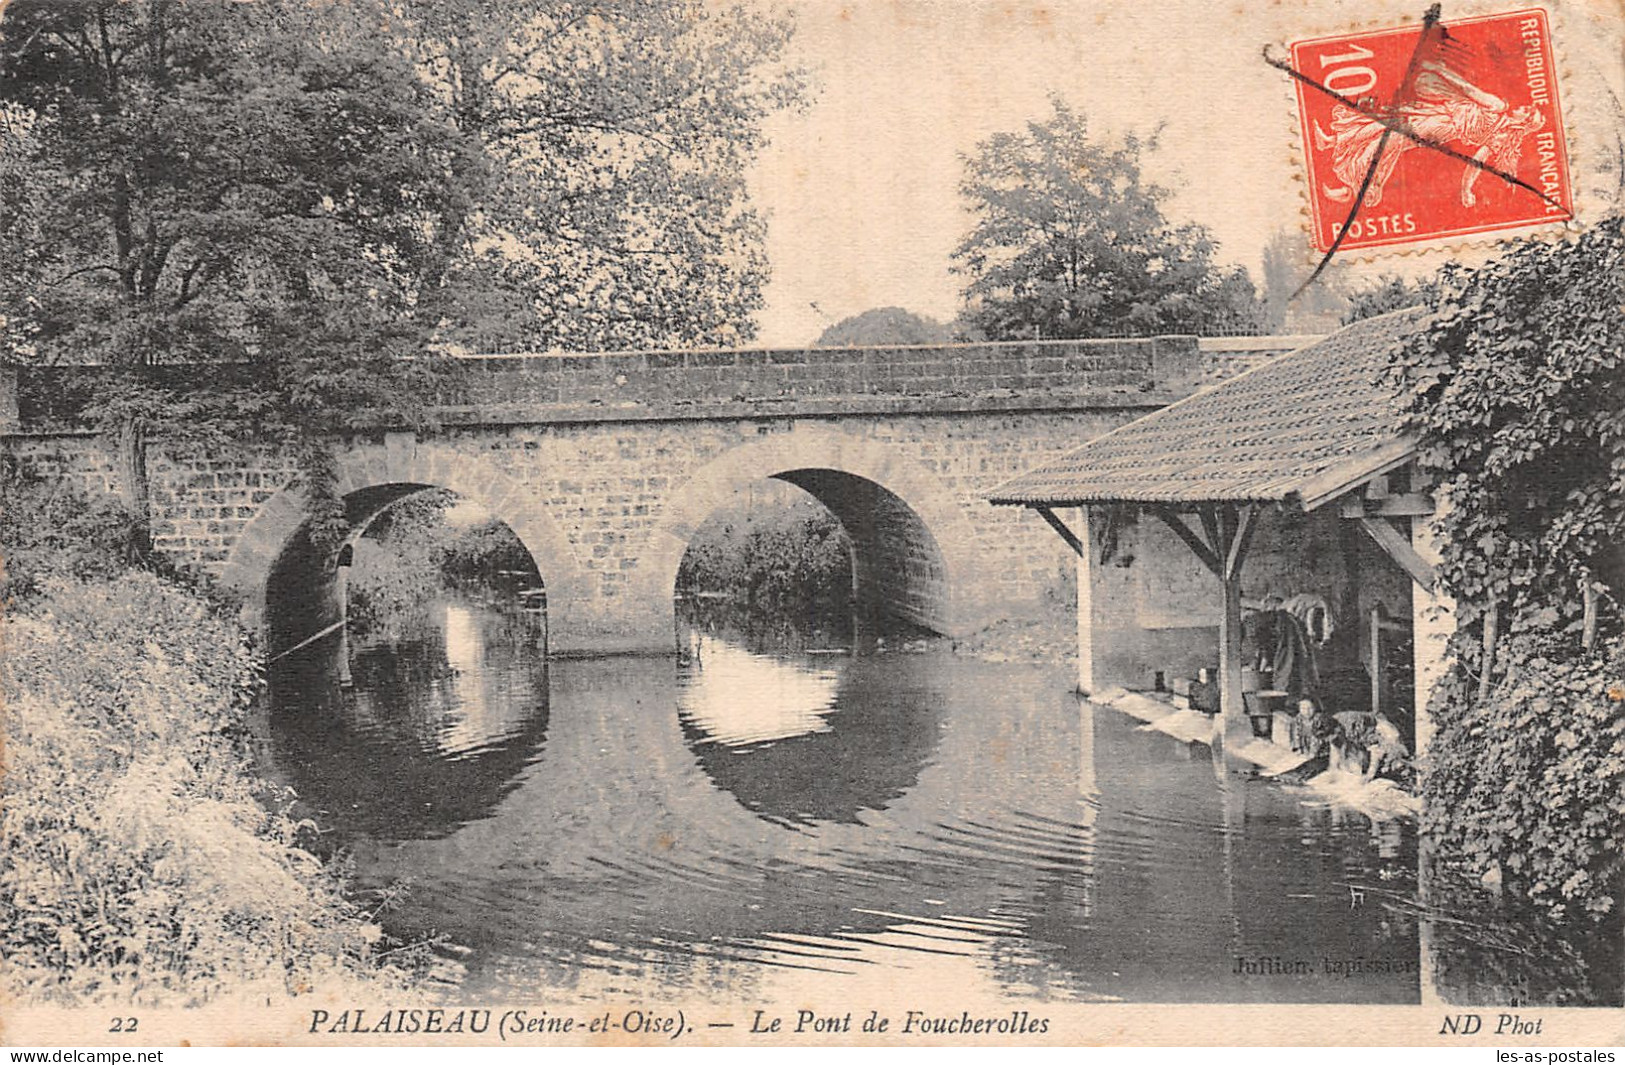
[{"x1": 986, "y1": 308, "x2": 1425, "y2": 508}]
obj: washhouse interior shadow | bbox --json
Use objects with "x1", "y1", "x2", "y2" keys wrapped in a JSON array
[
  {"x1": 671, "y1": 475, "x2": 948, "y2": 827},
  {"x1": 264, "y1": 485, "x2": 551, "y2": 842}
]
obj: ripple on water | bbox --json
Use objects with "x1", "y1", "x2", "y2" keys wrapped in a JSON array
[{"x1": 265, "y1": 596, "x2": 1445, "y2": 1004}]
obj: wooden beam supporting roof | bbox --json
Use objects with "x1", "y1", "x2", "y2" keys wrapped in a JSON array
[
  {"x1": 1034, "y1": 505, "x2": 1086, "y2": 559},
  {"x1": 1152, "y1": 507, "x2": 1222, "y2": 576},
  {"x1": 1156, "y1": 503, "x2": 1257, "y2": 733},
  {"x1": 1339, "y1": 493, "x2": 1436, "y2": 518},
  {"x1": 1197, "y1": 505, "x2": 1223, "y2": 563},
  {"x1": 1226, "y1": 503, "x2": 1259, "y2": 580},
  {"x1": 1357, "y1": 515, "x2": 1438, "y2": 590},
  {"x1": 1298, "y1": 439, "x2": 1419, "y2": 512}
]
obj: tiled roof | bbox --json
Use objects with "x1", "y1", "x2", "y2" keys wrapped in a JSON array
[{"x1": 987, "y1": 308, "x2": 1425, "y2": 510}]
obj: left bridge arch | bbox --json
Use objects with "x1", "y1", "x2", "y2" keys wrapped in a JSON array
[{"x1": 218, "y1": 440, "x2": 589, "y2": 655}]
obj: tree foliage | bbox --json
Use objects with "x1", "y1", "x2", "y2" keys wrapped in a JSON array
[
  {"x1": 1344, "y1": 274, "x2": 1432, "y2": 325},
  {"x1": 391, "y1": 0, "x2": 804, "y2": 354},
  {"x1": 813, "y1": 307, "x2": 951, "y2": 347},
  {"x1": 1383, "y1": 218, "x2": 1625, "y2": 920},
  {"x1": 952, "y1": 99, "x2": 1264, "y2": 340},
  {"x1": 1, "y1": 458, "x2": 140, "y2": 598},
  {"x1": 1258, "y1": 227, "x2": 1353, "y2": 332},
  {"x1": 0, "y1": 0, "x2": 803, "y2": 549},
  {"x1": 0, "y1": 0, "x2": 470, "y2": 550},
  {"x1": 677, "y1": 493, "x2": 852, "y2": 618},
  {"x1": 345, "y1": 489, "x2": 538, "y2": 636}
]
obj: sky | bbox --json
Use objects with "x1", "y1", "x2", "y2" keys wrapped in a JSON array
[{"x1": 743, "y1": 0, "x2": 1625, "y2": 346}]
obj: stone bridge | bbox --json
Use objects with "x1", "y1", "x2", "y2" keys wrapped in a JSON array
[{"x1": 1, "y1": 336, "x2": 1301, "y2": 656}]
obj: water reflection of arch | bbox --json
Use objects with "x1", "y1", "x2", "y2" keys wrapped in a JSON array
[
  {"x1": 218, "y1": 442, "x2": 585, "y2": 654},
  {"x1": 352, "y1": 654, "x2": 1088, "y2": 980},
  {"x1": 637, "y1": 427, "x2": 994, "y2": 642},
  {"x1": 674, "y1": 637, "x2": 948, "y2": 827},
  {"x1": 266, "y1": 597, "x2": 551, "y2": 842}
]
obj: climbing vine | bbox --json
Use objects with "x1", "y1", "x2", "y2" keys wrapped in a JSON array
[{"x1": 1382, "y1": 217, "x2": 1625, "y2": 921}]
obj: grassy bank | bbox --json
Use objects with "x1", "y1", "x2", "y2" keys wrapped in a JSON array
[{"x1": 0, "y1": 571, "x2": 408, "y2": 1005}]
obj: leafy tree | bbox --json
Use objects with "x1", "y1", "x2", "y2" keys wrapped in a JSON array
[
  {"x1": 952, "y1": 98, "x2": 1264, "y2": 340},
  {"x1": 390, "y1": 0, "x2": 804, "y2": 354},
  {"x1": 1382, "y1": 218, "x2": 1625, "y2": 921},
  {"x1": 0, "y1": 0, "x2": 470, "y2": 554},
  {"x1": 1258, "y1": 227, "x2": 1353, "y2": 332},
  {"x1": 1344, "y1": 273, "x2": 1431, "y2": 325},
  {"x1": 0, "y1": 0, "x2": 803, "y2": 556},
  {"x1": 677, "y1": 492, "x2": 852, "y2": 616},
  {"x1": 813, "y1": 307, "x2": 951, "y2": 347}
]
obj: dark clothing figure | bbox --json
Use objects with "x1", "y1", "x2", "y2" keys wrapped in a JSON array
[
  {"x1": 1331, "y1": 711, "x2": 1410, "y2": 781},
  {"x1": 1249, "y1": 609, "x2": 1321, "y2": 701},
  {"x1": 1289, "y1": 699, "x2": 1334, "y2": 757}
]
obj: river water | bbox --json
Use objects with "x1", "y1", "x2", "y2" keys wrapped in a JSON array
[{"x1": 262, "y1": 592, "x2": 1450, "y2": 1006}]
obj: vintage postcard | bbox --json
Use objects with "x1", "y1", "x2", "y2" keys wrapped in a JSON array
[{"x1": 1, "y1": 0, "x2": 1622, "y2": 1050}]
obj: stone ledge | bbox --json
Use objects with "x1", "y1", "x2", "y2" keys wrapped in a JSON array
[
  {"x1": 430, "y1": 389, "x2": 1183, "y2": 429},
  {"x1": 0, "y1": 389, "x2": 1182, "y2": 439}
]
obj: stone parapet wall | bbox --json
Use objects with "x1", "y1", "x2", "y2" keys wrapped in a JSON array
[
  {"x1": 7, "y1": 336, "x2": 1202, "y2": 433},
  {"x1": 1198, "y1": 335, "x2": 1323, "y2": 385},
  {"x1": 445, "y1": 335, "x2": 1198, "y2": 412}
]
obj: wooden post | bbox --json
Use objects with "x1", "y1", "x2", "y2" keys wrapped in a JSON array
[
  {"x1": 1582, "y1": 572, "x2": 1598, "y2": 654},
  {"x1": 1370, "y1": 604, "x2": 1383, "y2": 717},
  {"x1": 336, "y1": 560, "x2": 353, "y2": 687},
  {"x1": 1212, "y1": 503, "x2": 1258, "y2": 736},
  {"x1": 1478, "y1": 601, "x2": 1499, "y2": 702},
  {"x1": 1073, "y1": 507, "x2": 1098, "y2": 695},
  {"x1": 1410, "y1": 497, "x2": 1455, "y2": 759},
  {"x1": 1219, "y1": 563, "x2": 1246, "y2": 731},
  {"x1": 1158, "y1": 502, "x2": 1256, "y2": 737}
]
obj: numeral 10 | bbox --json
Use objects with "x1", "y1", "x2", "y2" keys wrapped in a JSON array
[{"x1": 1319, "y1": 43, "x2": 1377, "y2": 97}]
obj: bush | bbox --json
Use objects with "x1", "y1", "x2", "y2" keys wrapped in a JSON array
[
  {"x1": 346, "y1": 490, "x2": 540, "y2": 635},
  {"x1": 0, "y1": 463, "x2": 136, "y2": 601},
  {"x1": 1423, "y1": 631, "x2": 1625, "y2": 921},
  {"x1": 439, "y1": 517, "x2": 535, "y2": 583},
  {"x1": 1384, "y1": 219, "x2": 1625, "y2": 921},
  {"x1": 0, "y1": 573, "x2": 397, "y2": 1004},
  {"x1": 677, "y1": 497, "x2": 853, "y2": 615}
]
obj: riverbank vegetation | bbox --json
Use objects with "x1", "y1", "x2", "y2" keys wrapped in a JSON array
[
  {"x1": 1385, "y1": 219, "x2": 1624, "y2": 923},
  {"x1": 0, "y1": 478, "x2": 417, "y2": 1004},
  {"x1": 675, "y1": 485, "x2": 1077, "y2": 660},
  {"x1": 346, "y1": 491, "x2": 539, "y2": 637},
  {"x1": 677, "y1": 489, "x2": 854, "y2": 623}
]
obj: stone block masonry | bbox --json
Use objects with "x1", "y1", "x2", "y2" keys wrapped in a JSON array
[{"x1": 2, "y1": 336, "x2": 1216, "y2": 656}]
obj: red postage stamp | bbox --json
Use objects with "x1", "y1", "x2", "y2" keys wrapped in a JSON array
[{"x1": 1291, "y1": 8, "x2": 1573, "y2": 254}]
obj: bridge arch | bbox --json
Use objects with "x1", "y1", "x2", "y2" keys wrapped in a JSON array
[
  {"x1": 635, "y1": 426, "x2": 994, "y2": 641},
  {"x1": 218, "y1": 441, "x2": 588, "y2": 649}
]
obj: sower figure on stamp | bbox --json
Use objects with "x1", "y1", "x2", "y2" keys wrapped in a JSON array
[{"x1": 1314, "y1": 60, "x2": 1546, "y2": 208}]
